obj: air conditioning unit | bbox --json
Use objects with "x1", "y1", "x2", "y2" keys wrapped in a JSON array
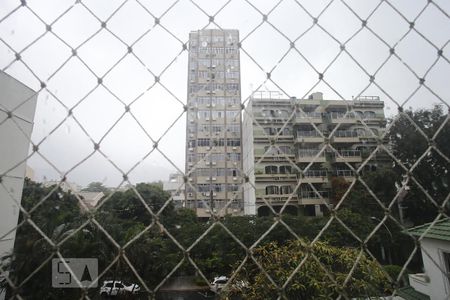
[
  {"x1": 206, "y1": 117, "x2": 210, "y2": 121},
  {"x1": 206, "y1": 104, "x2": 211, "y2": 107},
  {"x1": 212, "y1": 162, "x2": 217, "y2": 165},
  {"x1": 233, "y1": 162, "x2": 237, "y2": 166},
  {"x1": 213, "y1": 193, "x2": 217, "y2": 197},
  {"x1": 189, "y1": 134, "x2": 194, "y2": 138},
  {"x1": 212, "y1": 118, "x2": 217, "y2": 121},
  {"x1": 212, "y1": 65, "x2": 216, "y2": 68},
  {"x1": 188, "y1": 147, "x2": 194, "y2": 152},
  {"x1": 188, "y1": 162, "x2": 193, "y2": 166},
  {"x1": 205, "y1": 161, "x2": 211, "y2": 166},
  {"x1": 188, "y1": 178, "x2": 193, "y2": 182},
  {"x1": 212, "y1": 104, "x2": 216, "y2": 107},
  {"x1": 190, "y1": 119, "x2": 194, "y2": 123},
  {"x1": 232, "y1": 146, "x2": 237, "y2": 150},
  {"x1": 233, "y1": 177, "x2": 237, "y2": 181},
  {"x1": 212, "y1": 177, "x2": 217, "y2": 181}
]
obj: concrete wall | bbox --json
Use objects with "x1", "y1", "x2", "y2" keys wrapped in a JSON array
[
  {"x1": 409, "y1": 238, "x2": 450, "y2": 300},
  {"x1": 0, "y1": 71, "x2": 37, "y2": 299}
]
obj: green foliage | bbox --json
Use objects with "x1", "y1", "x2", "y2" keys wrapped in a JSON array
[
  {"x1": 82, "y1": 181, "x2": 110, "y2": 194},
  {"x1": 231, "y1": 240, "x2": 390, "y2": 300},
  {"x1": 389, "y1": 104, "x2": 450, "y2": 225}
]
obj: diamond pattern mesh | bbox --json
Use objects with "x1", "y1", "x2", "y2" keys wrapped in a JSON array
[{"x1": 0, "y1": 0, "x2": 449, "y2": 299}]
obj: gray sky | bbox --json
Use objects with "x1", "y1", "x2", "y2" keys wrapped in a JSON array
[{"x1": 0, "y1": 0, "x2": 449, "y2": 187}]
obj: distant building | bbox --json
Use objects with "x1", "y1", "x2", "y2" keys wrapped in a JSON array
[
  {"x1": 42, "y1": 180, "x2": 82, "y2": 193},
  {"x1": 185, "y1": 29, "x2": 243, "y2": 218},
  {"x1": 163, "y1": 173, "x2": 185, "y2": 209},
  {"x1": 25, "y1": 165, "x2": 35, "y2": 181},
  {"x1": 243, "y1": 91, "x2": 387, "y2": 216},
  {"x1": 0, "y1": 72, "x2": 37, "y2": 300},
  {"x1": 397, "y1": 218, "x2": 450, "y2": 300},
  {"x1": 77, "y1": 191, "x2": 104, "y2": 210}
]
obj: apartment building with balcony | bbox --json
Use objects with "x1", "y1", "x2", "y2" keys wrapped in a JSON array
[
  {"x1": 185, "y1": 29, "x2": 243, "y2": 218},
  {"x1": 242, "y1": 91, "x2": 386, "y2": 216}
]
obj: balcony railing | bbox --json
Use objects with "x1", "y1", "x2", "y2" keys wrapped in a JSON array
[
  {"x1": 300, "y1": 191, "x2": 329, "y2": 199},
  {"x1": 334, "y1": 130, "x2": 358, "y2": 138},
  {"x1": 297, "y1": 131, "x2": 322, "y2": 137},
  {"x1": 328, "y1": 112, "x2": 355, "y2": 119},
  {"x1": 297, "y1": 149, "x2": 324, "y2": 157},
  {"x1": 336, "y1": 150, "x2": 361, "y2": 157},
  {"x1": 304, "y1": 170, "x2": 328, "y2": 177},
  {"x1": 298, "y1": 112, "x2": 322, "y2": 118},
  {"x1": 335, "y1": 170, "x2": 355, "y2": 177}
]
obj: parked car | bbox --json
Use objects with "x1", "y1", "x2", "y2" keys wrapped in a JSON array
[
  {"x1": 210, "y1": 276, "x2": 229, "y2": 292},
  {"x1": 100, "y1": 280, "x2": 140, "y2": 297}
]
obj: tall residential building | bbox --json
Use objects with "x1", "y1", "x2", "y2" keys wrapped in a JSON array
[
  {"x1": 185, "y1": 29, "x2": 243, "y2": 218},
  {"x1": 243, "y1": 91, "x2": 387, "y2": 216}
]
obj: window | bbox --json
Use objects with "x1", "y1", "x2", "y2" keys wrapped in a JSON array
[
  {"x1": 227, "y1": 139, "x2": 240, "y2": 147},
  {"x1": 279, "y1": 146, "x2": 291, "y2": 154},
  {"x1": 227, "y1": 184, "x2": 239, "y2": 192},
  {"x1": 364, "y1": 111, "x2": 376, "y2": 119},
  {"x1": 197, "y1": 110, "x2": 210, "y2": 119},
  {"x1": 211, "y1": 125, "x2": 223, "y2": 134},
  {"x1": 265, "y1": 186, "x2": 279, "y2": 195},
  {"x1": 197, "y1": 139, "x2": 210, "y2": 147},
  {"x1": 227, "y1": 124, "x2": 240, "y2": 134},
  {"x1": 443, "y1": 252, "x2": 450, "y2": 286},
  {"x1": 265, "y1": 166, "x2": 278, "y2": 174},
  {"x1": 227, "y1": 153, "x2": 240, "y2": 161},
  {"x1": 212, "y1": 139, "x2": 225, "y2": 147},
  {"x1": 280, "y1": 186, "x2": 293, "y2": 195},
  {"x1": 279, "y1": 166, "x2": 291, "y2": 174}
]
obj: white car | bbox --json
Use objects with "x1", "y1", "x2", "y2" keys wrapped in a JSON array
[
  {"x1": 211, "y1": 276, "x2": 229, "y2": 292},
  {"x1": 100, "y1": 280, "x2": 140, "y2": 297}
]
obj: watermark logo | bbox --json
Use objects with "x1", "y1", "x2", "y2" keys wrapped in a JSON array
[{"x1": 52, "y1": 258, "x2": 98, "y2": 288}]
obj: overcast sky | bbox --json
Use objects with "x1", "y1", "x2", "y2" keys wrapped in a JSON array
[{"x1": 1, "y1": 0, "x2": 449, "y2": 187}]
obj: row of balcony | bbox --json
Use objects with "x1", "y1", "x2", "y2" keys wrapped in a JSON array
[
  {"x1": 253, "y1": 111, "x2": 382, "y2": 123},
  {"x1": 254, "y1": 190, "x2": 330, "y2": 206},
  {"x1": 254, "y1": 148, "x2": 364, "y2": 163}
]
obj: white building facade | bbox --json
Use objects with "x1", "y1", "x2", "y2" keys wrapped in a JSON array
[{"x1": 0, "y1": 72, "x2": 37, "y2": 300}]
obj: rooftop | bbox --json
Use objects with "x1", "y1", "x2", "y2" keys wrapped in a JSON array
[
  {"x1": 406, "y1": 218, "x2": 450, "y2": 242},
  {"x1": 396, "y1": 286, "x2": 430, "y2": 300}
]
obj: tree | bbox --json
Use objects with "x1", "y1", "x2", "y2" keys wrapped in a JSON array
[
  {"x1": 82, "y1": 181, "x2": 110, "y2": 194},
  {"x1": 231, "y1": 240, "x2": 390, "y2": 300},
  {"x1": 389, "y1": 104, "x2": 449, "y2": 225}
]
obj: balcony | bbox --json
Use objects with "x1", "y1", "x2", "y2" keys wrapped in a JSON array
[
  {"x1": 332, "y1": 130, "x2": 359, "y2": 143},
  {"x1": 256, "y1": 173, "x2": 297, "y2": 182},
  {"x1": 255, "y1": 190, "x2": 299, "y2": 204},
  {"x1": 295, "y1": 112, "x2": 323, "y2": 124},
  {"x1": 328, "y1": 112, "x2": 356, "y2": 124},
  {"x1": 303, "y1": 170, "x2": 328, "y2": 183},
  {"x1": 296, "y1": 149, "x2": 326, "y2": 163},
  {"x1": 254, "y1": 148, "x2": 295, "y2": 161},
  {"x1": 295, "y1": 131, "x2": 324, "y2": 143},
  {"x1": 299, "y1": 191, "x2": 329, "y2": 205},
  {"x1": 334, "y1": 169, "x2": 356, "y2": 182},
  {"x1": 333, "y1": 150, "x2": 362, "y2": 163}
]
